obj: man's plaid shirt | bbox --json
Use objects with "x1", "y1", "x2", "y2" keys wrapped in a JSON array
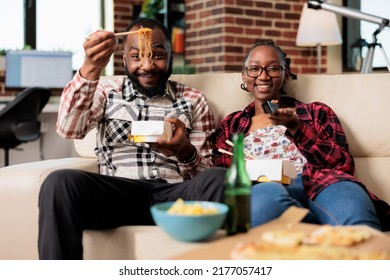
[{"x1": 57, "y1": 71, "x2": 215, "y2": 183}]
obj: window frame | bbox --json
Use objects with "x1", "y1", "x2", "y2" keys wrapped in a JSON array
[{"x1": 342, "y1": 0, "x2": 389, "y2": 72}]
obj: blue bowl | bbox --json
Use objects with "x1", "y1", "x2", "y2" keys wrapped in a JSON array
[{"x1": 150, "y1": 201, "x2": 228, "y2": 242}]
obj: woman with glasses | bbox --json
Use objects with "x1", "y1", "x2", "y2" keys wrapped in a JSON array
[{"x1": 212, "y1": 41, "x2": 390, "y2": 231}]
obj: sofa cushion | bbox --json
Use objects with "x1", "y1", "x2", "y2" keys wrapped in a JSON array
[
  {"x1": 76, "y1": 73, "x2": 390, "y2": 159},
  {"x1": 0, "y1": 157, "x2": 98, "y2": 259},
  {"x1": 73, "y1": 128, "x2": 98, "y2": 158},
  {"x1": 284, "y1": 73, "x2": 390, "y2": 158}
]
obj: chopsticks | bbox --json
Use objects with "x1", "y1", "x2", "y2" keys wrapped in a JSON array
[
  {"x1": 114, "y1": 27, "x2": 151, "y2": 37},
  {"x1": 218, "y1": 148, "x2": 233, "y2": 157},
  {"x1": 219, "y1": 140, "x2": 256, "y2": 159},
  {"x1": 226, "y1": 139, "x2": 234, "y2": 147},
  {"x1": 114, "y1": 30, "x2": 140, "y2": 36}
]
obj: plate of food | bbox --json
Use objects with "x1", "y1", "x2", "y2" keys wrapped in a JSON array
[{"x1": 230, "y1": 225, "x2": 390, "y2": 260}]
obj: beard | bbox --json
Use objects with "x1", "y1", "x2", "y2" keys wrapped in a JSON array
[{"x1": 125, "y1": 65, "x2": 172, "y2": 98}]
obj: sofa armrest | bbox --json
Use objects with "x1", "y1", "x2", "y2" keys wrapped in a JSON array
[
  {"x1": 0, "y1": 157, "x2": 98, "y2": 259},
  {"x1": 0, "y1": 157, "x2": 98, "y2": 187}
]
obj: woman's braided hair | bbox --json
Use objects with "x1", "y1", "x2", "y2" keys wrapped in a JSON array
[{"x1": 243, "y1": 41, "x2": 297, "y2": 95}]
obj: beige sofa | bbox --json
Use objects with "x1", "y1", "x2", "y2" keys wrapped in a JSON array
[{"x1": 1, "y1": 72, "x2": 390, "y2": 259}]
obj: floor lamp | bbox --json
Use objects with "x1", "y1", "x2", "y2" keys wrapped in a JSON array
[
  {"x1": 296, "y1": 4, "x2": 342, "y2": 73},
  {"x1": 307, "y1": 0, "x2": 390, "y2": 74}
]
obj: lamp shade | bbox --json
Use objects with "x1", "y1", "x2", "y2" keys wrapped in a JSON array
[{"x1": 296, "y1": 4, "x2": 342, "y2": 47}]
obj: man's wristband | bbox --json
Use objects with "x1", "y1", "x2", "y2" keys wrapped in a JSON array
[{"x1": 179, "y1": 146, "x2": 198, "y2": 164}]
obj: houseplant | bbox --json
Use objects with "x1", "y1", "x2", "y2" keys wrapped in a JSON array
[{"x1": 0, "y1": 49, "x2": 6, "y2": 71}]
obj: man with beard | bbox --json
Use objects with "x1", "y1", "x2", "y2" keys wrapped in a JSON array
[{"x1": 38, "y1": 18, "x2": 226, "y2": 259}]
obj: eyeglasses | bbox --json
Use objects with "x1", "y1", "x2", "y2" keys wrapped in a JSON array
[{"x1": 244, "y1": 65, "x2": 286, "y2": 78}]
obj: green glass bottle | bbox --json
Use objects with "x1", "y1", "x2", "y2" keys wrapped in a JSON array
[{"x1": 224, "y1": 133, "x2": 251, "y2": 235}]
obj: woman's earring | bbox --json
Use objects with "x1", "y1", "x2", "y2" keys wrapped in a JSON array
[{"x1": 240, "y1": 82, "x2": 249, "y2": 92}]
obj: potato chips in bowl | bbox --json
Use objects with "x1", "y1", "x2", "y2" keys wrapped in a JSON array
[{"x1": 151, "y1": 199, "x2": 228, "y2": 242}]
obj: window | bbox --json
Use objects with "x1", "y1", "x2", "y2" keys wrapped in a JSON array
[
  {"x1": 0, "y1": 0, "x2": 24, "y2": 50},
  {"x1": 361, "y1": 0, "x2": 390, "y2": 68},
  {"x1": 343, "y1": 0, "x2": 390, "y2": 71},
  {"x1": 0, "y1": 0, "x2": 114, "y2": 74}
]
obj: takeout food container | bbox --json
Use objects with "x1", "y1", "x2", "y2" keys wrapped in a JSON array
[
  {"x1": 128, "y1": 121, "x2": 173, "y2": 143},
  {"x1": 245, "y1": 159, "x2": 297, "y2": 184}
]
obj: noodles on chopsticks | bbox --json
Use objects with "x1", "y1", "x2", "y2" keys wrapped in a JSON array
[{"x1": 115, "y1": 27, "x2": 152, "y2": 64}]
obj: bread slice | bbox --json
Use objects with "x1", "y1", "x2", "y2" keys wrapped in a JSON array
[
  {"x1": 261, "y1": 229, "x2": 305, "y2": 247},
  {"x1": 305, "y1": 225, "x2": 371, "y2": 246}
]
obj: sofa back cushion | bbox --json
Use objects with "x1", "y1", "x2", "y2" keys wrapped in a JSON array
[
  {"x1": 171, "y1": 73, "x2": 253, "y2": 125},
  {"x1": 284, "y1": 73, "x2": 390, "y2": 158},
  {"x1": 72, "y1": 73, "x2": 390, "y2": 202},
  {"x1": 74, "y1": 73, "x2": 390, "y2": 159}
]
